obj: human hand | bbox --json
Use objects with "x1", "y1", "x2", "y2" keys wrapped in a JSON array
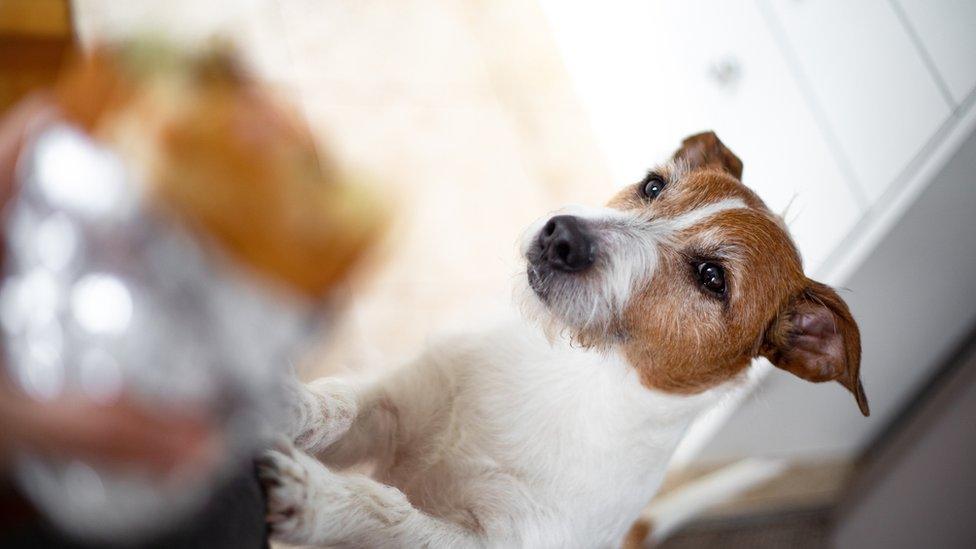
[{"x1": 0, "y1": 389, "x2": 219, "y2": 475}]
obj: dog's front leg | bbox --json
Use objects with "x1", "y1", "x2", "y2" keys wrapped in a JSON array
[
  {"x1": 286, "y1": 377, "x2": 396, "y2": 469},
  {"x1": 259, "y1": 443, "x2": 480, "y2": 548},
  {"x1": 286, "y1": 377, "x2": 359, "y2": 454}
]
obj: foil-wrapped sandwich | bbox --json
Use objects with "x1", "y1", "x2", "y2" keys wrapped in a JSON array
[{"x1": 1, "y1": 42, "x2": 384, "y2": 540}]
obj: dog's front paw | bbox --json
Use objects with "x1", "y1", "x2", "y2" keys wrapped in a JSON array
[
  {"x1": 258, "y1": 443, "x2": 316, "y2": 544},
  {"x1": 288, "y1": 378, "x2": 359, "y2": 453}
]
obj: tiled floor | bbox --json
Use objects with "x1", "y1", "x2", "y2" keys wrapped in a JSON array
[{"x1": 71, "y1": 0, "x2": 613, "y2": 377}]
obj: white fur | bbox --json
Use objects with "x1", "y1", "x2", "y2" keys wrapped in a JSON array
[
  {"x1": 667, "y1": 198, "x2": 747, "y2": 232},
  {"x1": 519, "y1": 204, "x2": 660, "y2": 342},
  {"x1": 259, "y1": 196, "x2": 758, "y2": 548},
  {"x1": 264, "y1": 321, "x2": 733, "y2": 548}
]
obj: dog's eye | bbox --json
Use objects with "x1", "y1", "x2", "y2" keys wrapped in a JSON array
[
  {"x1": 696, "y1": 262, "x2": 726, "y2": 297},
  {"x1": 641, "y1": 174, "x2": 666, "y2": 200}
]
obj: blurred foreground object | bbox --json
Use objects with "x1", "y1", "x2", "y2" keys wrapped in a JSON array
[
  {"x1": 0, "y1": 0, "x2": 72, "y2": 114},
  {"x1": 0, "y1": 41, "x2": 384, "y2": 541},
  {"x1": 55, "y1": 42, "x2": 384, "y2": 296}
]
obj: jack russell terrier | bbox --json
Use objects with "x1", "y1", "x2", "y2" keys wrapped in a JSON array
[{"x1": 259, "y1": 132, "x2": 869, "y2": 548}]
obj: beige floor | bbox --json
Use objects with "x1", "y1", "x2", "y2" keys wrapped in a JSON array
[{"x1": 71, "y1": 0, "x2": 613, "y2": 378}]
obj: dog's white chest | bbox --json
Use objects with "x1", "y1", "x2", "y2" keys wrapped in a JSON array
[{"x1": 378, "y1": 321, "x2": 717, "y2": 545}]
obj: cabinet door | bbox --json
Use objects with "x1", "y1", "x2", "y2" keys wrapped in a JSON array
[
  {"x1": 661, "y1": 0, "x2": 862, "y2": 271},
  {"x1": 540, "y1": 0, "x2": 861, "y2": 271},
  {"x1": 764, "y1": 0, "x2": 951, "y2": 202},
  {"x1": 896, "y1": 0, "x2": 976, "y2": 105}
]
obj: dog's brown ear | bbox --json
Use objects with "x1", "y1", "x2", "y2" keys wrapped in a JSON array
[
  {"x1": 761, "y1": 279, "x2": 869, "y2": 416},
  {"x1": 672, "y1": 131, "x2": 743, "y2": 179}
]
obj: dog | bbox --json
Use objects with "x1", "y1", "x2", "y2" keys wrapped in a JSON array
[{"x1": 259, "y1": 132, "x2": 869, "y2": 548}]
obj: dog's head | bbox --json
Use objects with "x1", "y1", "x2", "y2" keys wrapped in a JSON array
[{"x1": 520, "y1": 131, "x2": 868, "y2": 416}]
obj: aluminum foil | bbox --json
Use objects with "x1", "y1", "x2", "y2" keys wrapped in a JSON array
[{"x1": 1, "y1": 122, "x2": 320, "y2": 541}]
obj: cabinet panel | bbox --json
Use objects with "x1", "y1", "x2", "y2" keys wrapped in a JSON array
[
  {"x1": 897, "y1": 0, "x2": 976, "y2": 104},
  {"x1": 765, "y1": 0, "x2": 951, "y2": 201},
  {"x1": 661, "y1": 0, "x2": 862, "y2": 271},
  {"x1": 541, "y1": 0, "x2": 861, "y2": 271}
]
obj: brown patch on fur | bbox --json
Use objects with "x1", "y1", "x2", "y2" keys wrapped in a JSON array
[
  {"x1": 673, "y1": 131, "x2": 743, "y2": 179},
  {"x1": 761, "y1": 280, "x2": 869, "y2": 415},
  {"x1": 622, "y1": 518, "x2": 653, "y2": 549},
  {"x1": 620, "y1": 205, "x2": 805, "y2": 393},
  {"x1": 607, "y1": 167, "x2": 765, "y2": 219},
  {"x1": 604, "y1": 132, "x2": 867, "y2": 413}
]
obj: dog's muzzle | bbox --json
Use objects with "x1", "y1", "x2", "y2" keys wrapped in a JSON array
[
  {"x1": 527, "y1": 215, "x2": 597, "y2": 296},
  {"x1": 535, "y1": 215, "x2": 596, "y2": 272}
]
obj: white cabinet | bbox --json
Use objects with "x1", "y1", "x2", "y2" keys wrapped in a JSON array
[
  {"x1": 896, "y1": 0, "x2": 976, "y2": 105},
  {"x1": 539, "y1": 0, "x2": 862, "y2": 271},
  {"x1": 764, "y1": 0, "x2": 951, "y2": 201},
  {"x1": 659, "y1": 0, "x2": 862, "y2": 271}
]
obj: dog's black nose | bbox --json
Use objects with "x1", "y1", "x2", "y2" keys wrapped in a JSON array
[{"x1": 538, "y1": 215, "x2": 595, "y2": 272}]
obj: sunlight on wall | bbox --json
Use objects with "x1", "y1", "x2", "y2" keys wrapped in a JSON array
[{"x1": 72, "y1": 0, "x2": 614, "y2": 377}]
